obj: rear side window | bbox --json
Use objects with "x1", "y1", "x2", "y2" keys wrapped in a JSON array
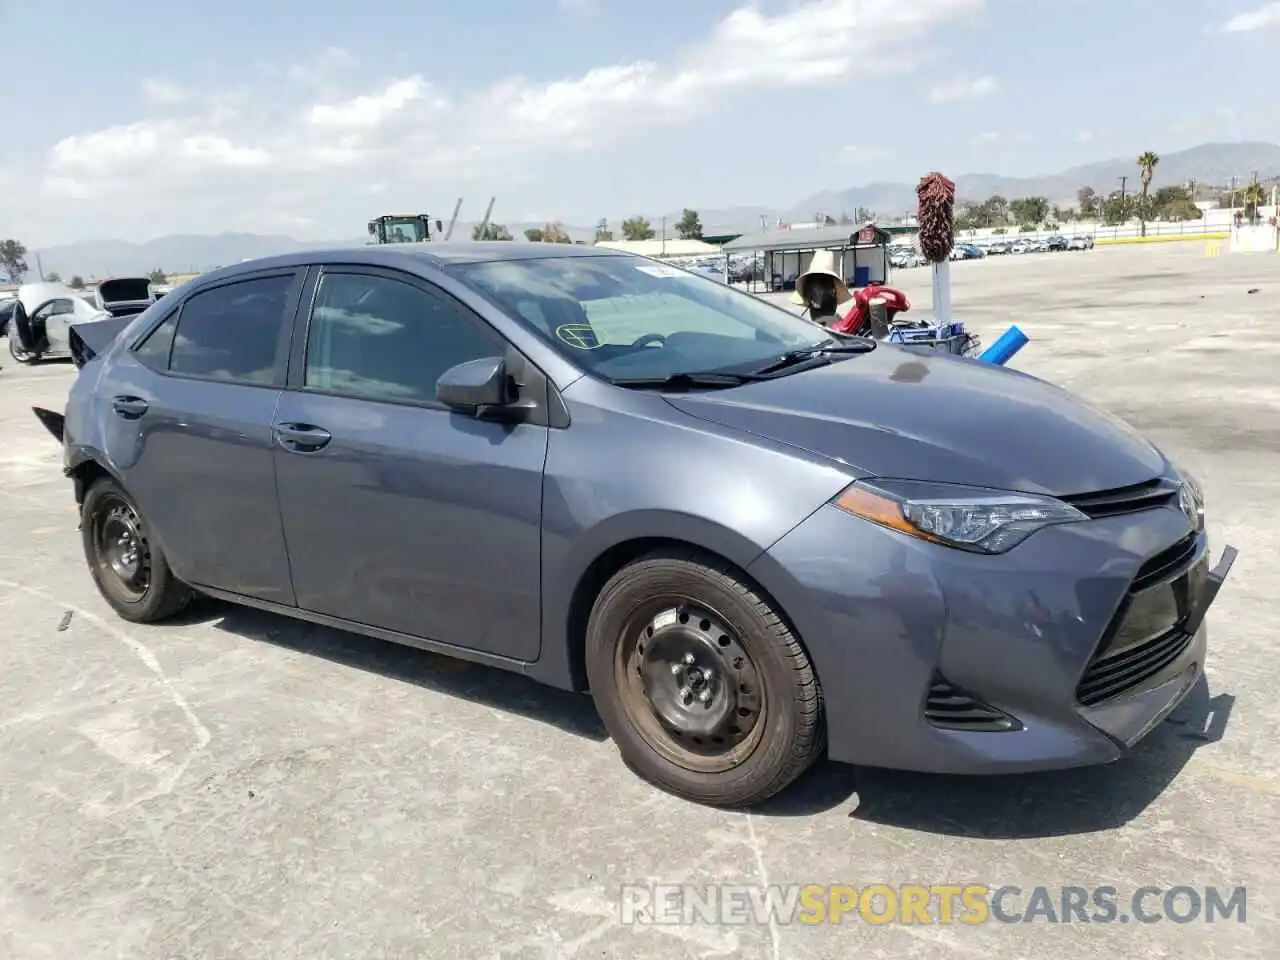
[{"x1": 169, "y1": 275, "x2": 294, "y2": 384}]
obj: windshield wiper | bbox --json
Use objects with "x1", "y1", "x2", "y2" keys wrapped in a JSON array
[
  {"x1": 748, "y1": 338, "x2": 877, "y2": 376},
  {"x1": 612, "y1": 371, "x2": 764, "y2": 391}
]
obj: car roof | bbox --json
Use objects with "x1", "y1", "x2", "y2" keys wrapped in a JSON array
[{"x1": 188, "y1": 242, "x2": 633, "y2": 289}]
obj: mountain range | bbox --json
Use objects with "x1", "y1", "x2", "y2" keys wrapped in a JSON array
[{"x1": 26, "y1": 141, "x2": 1280, "y2": 278}]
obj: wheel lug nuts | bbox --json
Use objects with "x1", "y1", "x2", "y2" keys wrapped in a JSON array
[
  {"x1": 670, "y1": 663, "x2": 682, "y2": 675},
  {"x1": 698, "y1": 688, "x2": 712, "y2": 703},
  {"x1": 683, "y1": 653, "x2": 695, "y2": 665}
]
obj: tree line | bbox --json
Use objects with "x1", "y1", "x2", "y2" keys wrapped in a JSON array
[
  {"x1": 956, "y1": 152, "x2": 1271, "y2": 236},
  {"x1": 472, "y1": 208, "x2": 713, "y2": 244}
]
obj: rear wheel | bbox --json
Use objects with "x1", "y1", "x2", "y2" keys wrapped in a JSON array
[
  {"x1": 586, "y1": 551, "x2": 824, "y2": 807},
  {"x1": 81, "y1": 478, "x2": 193, "y2": 623}
]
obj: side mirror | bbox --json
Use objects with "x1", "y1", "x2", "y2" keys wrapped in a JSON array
[
  {"x1": 436, "y1": 356, "x2": 512, "y2": 413},
  {"x1": 434, "y1": 219, "x2": 444, "y2": 233}
]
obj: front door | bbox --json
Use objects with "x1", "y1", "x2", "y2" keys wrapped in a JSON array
[
  {"x1": 99, "y1": 271, "x2": 302, "y2": 604},
  {"x1": 272, "y1": 266, "x2": 547, "y2": 661}
]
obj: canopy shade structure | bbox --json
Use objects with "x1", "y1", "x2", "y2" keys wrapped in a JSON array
[{"x1": 593, "y1": 238, "x2": 722, "y2": 257}]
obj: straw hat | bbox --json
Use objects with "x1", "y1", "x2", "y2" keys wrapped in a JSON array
[{"x1": 791, "y1": 249, "x2": 853, "y2": 306}]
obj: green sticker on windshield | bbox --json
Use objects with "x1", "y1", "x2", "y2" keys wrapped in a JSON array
[{"x1": 556, "y1": 324, "x2": 601, "y2": 349}]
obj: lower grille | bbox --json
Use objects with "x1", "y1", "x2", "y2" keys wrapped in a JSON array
[
  {"x1": 1077, "y1": 630, "x2": 1193, "y2": 706},
  {"x1": 1076, "y1": 533, "x2": 1206, "y2": 706},
  {"x1": 925, "y1": 676, "x2": 1019, "y2": 732}
]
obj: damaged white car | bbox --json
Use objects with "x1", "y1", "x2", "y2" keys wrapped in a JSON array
[{"x1": 7, "y1": 278, "x2": 157, "y2": 365}]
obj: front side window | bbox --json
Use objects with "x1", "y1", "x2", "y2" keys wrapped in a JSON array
[
  {"x1": 169, "y1": 275, "x2": 293, "y2": 384},
  {"x1": 455, "y1": 255, "x2": 828, "y2": 381},
  {"x1": 303, "y1": 272, "x2": 502, "y2": 404}
]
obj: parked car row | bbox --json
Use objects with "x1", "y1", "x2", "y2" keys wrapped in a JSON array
[{"x1": 887, "y1": 234, "x2": 1095, "y2": 271}]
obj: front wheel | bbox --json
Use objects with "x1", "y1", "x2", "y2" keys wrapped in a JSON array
[
  {"x1": 586, "y1": 551, "x2": 824, "y2": 807},
  {"x1": 81, "y1": 478, "x2": 193, "y2": 623},
  {"x1": 7, "y1": 327, "x2": 36, "y2": 364}
]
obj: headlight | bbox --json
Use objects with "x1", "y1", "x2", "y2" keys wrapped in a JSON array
[
  {"x1": 1173, "y1": 464, "x2": 1205, "y2": 531},
  {"x1": 831, "y1": 479, "x2": 1088, "y2": 554}
]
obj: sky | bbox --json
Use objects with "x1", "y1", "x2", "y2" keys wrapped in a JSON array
[{"x1": 2, "y1": 0, "x2": 1277, "y2": 247}]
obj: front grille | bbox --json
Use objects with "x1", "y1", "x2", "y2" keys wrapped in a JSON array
[
  {"x1": 1077, "y1": 630, "x2": 1194, "y2": 706},
  {"x1": 1060, "y1": 477, "x2": 1177, "y2": 519},
  {"x1": 925, "y1": 676, "x2": 1019, "y2": 732},
  {"x1": 1076, "y1": 533, "x2": 1205, "y2": 706}
]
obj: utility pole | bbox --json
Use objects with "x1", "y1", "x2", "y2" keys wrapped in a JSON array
[{"x1": 661, "y1": 216, "x2": 666, "y2": 256}]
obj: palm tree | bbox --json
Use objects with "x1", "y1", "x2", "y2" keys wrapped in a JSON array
[
  {"x1": 1137, "y1": 151, "x2": 1159, "y2": 236},
  {"x1": 1241, "y1": 182, "x2": 1265, "y2": 225}
]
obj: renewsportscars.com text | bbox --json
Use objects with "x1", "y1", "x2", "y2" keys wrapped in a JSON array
[{"x1": 619, "y1": 883, "x2": 1247, "y2": 926}]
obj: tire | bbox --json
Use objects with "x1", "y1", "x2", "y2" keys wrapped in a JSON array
[
  {"x1": 7, "y1": 327, "x2": 35, "y2": 364},
  {"x1": 81, "y1": 477, "x2": 193, "y2": 623},
  {"x1": 585, "y1": 549, "x2": 824, "y2": 807}
]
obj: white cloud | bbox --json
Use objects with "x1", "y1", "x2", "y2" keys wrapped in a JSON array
[
  {"x1": 19, "y1": 0, "x2": 984, "y2": 243},
  {"x1": 286, "y1": 46, "x2": 356, "y2": 84},
  {"x1": 141, "y1": 78, "x2": 189, "y2": 106},
  {"x1": 1220, "y1": 3, "x2": 1280, "y2": 32},
  {"x1": 836, "y1": 144, "x2": 894, "y2": 163},
  {"x1": 928, "y1": 72, "x2": 998, "y2": 103},
  {"x1": 1074, "y1": 129, "x2": 1093, "y2": 143},
  {"x1": 970, "y1": 131, "x2": 1029, "y2": 147}
]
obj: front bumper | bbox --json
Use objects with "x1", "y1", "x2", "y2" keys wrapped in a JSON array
[{"x1": 753, "y1": 501, "x2": 1236, "y2": 774}]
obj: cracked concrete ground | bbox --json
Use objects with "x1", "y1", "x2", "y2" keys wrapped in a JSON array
[{"x1": 1, "y1": 242, "x2": 1277, "y2": 959}]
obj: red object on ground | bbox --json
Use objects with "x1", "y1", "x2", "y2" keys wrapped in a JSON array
[{"x1": 830, "y1": 284, "x2": 911, "y2": 335}]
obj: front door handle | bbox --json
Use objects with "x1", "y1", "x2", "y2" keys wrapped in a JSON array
[
  {"x1": 111, "y1": 395, "x2": 150, "y2": 419},
  {"x1": 274, "y1": 421, "x2": 332, "y2": 452}
]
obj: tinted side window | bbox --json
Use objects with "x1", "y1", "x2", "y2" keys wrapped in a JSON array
[
  {"x1": 304, "y1": 272, "x2": 501, "y2": 403},
  {"x1": 169, "y1": 275, "x2": 293, "y2": 384},
  {"x1": 133, "y1": 309, "x2": 178, "y2": 371}
]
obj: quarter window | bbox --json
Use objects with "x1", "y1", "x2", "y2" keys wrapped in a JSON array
[
  {"x1": 169, "y1": 275, "x2": 294, "y2": 384},
  {"x1": 133, "y1": 310, "x2": 178, "y2": 371},
  {"x1": 303, "y1": 272, "x2": 501, "y2": 403}
]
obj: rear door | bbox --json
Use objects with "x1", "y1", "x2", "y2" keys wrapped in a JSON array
[
  {"x1": 271, "y1": 265, "x2": 548, "y2": 660},
  {"x1": 98, "y1": 270, "x2": 303, "y2": 604}
]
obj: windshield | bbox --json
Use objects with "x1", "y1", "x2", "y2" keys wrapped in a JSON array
[
  {"x1": 381, "y1": 218, "x2": 427, "y2": 242},
  {"x1": 455, "y1": 255, "x2": 831, "y2": 381}
]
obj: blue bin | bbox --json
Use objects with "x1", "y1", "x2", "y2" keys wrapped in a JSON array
[{"x1": 853, "y1": 266, "x2": 871, "y2": 288}]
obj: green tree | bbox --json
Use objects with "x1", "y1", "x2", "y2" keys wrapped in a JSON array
[
  {"x1": 593, "y1": 218, "x2": 613, "y2": 242},
  {"x1": 1102, "y1": 193, "x2": 1132, "y2": 225},
  {"x1": 1152, "y1": 186, "x2": 1199, "y2": 221},
  {"x1": 1076, "y1": 186, "x2": 1099, "y2": 217},
  {"x1": 1136, "y1": 151, "x2": 1159, "y2": 236},
  {"x1": 148, "y1": 268, "x2": 167, "y2": 283},
  {"x1": 472, "y1": 222, "x2": 513, "y2": 241},
  {"x1": 46, "y1": 271, "x2": 62, "y2": 283},
  {"x1": 676, "y1": 208, "x2": 703, "y2": 239},
  {"x1": 1009, "y1": 196, "x2": 1049, "y2": 226},
  {"x1": 69, "y1": 275, "x2": 85, "y2": 289},
  {"x1": 524, "y1": 227, "x2": 545, "y2": 242},
  {"x1": 0, "y1": 238, "x2": 28, "y2": 282},
  {"x1": 541, "y1": 221, "x2": 572, "y2": 243},
  {"x1": 621, "y1": 216, "x2": 655, "y2": 241},
  {"x1": 854, "y1": 206, "x2": 874, "y2": 223}
]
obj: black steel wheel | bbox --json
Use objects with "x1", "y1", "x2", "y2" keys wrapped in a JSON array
[
  {"x1": 586, "y1": 550, "x2": 824, "y2": 807},
  {"x1": 615, "y1": 601, "x2": 767, "y2": 773},
  {"x1": 81, "y1": 477, "x2": 193, "y2": 623}
]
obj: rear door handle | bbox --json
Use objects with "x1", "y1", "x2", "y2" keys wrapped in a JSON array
[
  {"x1": 111, "y1": 395, "x2": 150, "y2": 419},
  {"x1": 274, "y1": 421, "x2": 332, "y2": 452}
]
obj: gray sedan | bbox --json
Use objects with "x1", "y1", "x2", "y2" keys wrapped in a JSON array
[{"x1": 34, "y1": 243, "x2": 1235, "y2": 807}]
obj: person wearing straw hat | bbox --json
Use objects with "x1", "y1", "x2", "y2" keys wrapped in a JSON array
[{"x1": 790, "y1": 249, "x2": 852, "y2": 325}]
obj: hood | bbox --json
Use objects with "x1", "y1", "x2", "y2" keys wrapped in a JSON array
[{"x1": 664, "y1": 347, "x2": 1165, "y2": 496}]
